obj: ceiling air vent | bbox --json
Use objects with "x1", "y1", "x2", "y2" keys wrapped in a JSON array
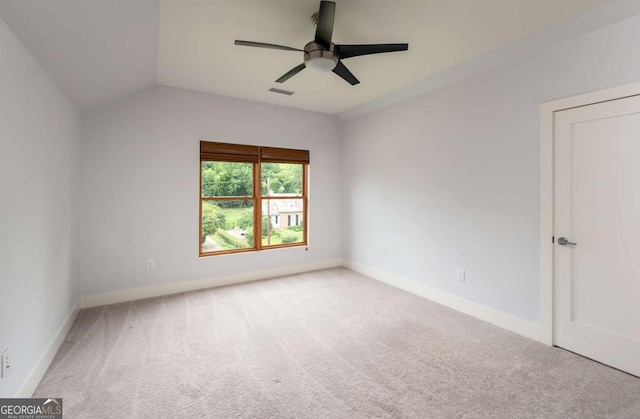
[{"x1": 269, "y1": 87, "x2": 294, "y2": 96}]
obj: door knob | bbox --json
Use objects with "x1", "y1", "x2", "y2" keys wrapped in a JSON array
[{"x1": 557, "y1": 237, "x2": 577, "y2": 246}]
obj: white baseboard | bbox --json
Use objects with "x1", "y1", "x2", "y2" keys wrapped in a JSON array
[
  {"x1": 344, "y1": 260, "x2": 541, "y2": 342},
  {"x1": 81, "y1": 258, "x2": 344, "y2": 309},
  {"x1": 15, "y1": 299, "x2": 80, "y2": 397}
]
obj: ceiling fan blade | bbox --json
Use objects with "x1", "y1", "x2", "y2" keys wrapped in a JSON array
[
  {"x1": 235, "y1": 40, "x2": 302, "y2": 52},
  {"x1": 336, "y1": 43, "x2": 409, "y2": 59},
  {"x1": 332, "y1": 61, "x2": 360, "y2": 86},
  {"x1": 276, "y1": 63, "x2": 306, "y2": 83},
  {"x1": 314, "y1": 1, "x2": 335, "y2": 49}
]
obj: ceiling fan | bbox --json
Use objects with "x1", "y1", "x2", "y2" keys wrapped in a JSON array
[{"x1": 234, "y1": 0, "x2": 409, "y2": 86}]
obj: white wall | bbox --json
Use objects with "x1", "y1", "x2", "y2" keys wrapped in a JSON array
[
  {"x1": 0, "y1": 16, "x2": 80, "y2": 397},
  {"x1": 342, "y1": 15, "x2": 640, "y2": 324},
  {"x1": 78, "y1": 85, "x2": 342, "y2": 296}
]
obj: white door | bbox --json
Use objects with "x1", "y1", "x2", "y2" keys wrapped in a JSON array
[{"x1": 554, "y1": 95, "x2": 640, "y2": 377}]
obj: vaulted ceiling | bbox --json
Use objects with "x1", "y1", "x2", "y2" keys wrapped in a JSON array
[{"x1": 0, "y1": 0, "x2": 617, "y2": 114}]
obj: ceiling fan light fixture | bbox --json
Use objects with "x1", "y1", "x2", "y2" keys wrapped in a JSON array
[
  {"x1": 306, "y1": 56, "x2": 338, "y2": 73},
  {"x1": 303, "y1": 41, "x2": 338, "y2": 73}
]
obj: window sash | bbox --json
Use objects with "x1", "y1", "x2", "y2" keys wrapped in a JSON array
[
  {"x1": 199, "y1": 141, "x2": 309, "y2": 256},
  {"x1": 201, "y1": 196, "x2": 253, "y2": 201}
]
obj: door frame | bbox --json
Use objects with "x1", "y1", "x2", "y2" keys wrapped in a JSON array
[{"x1": 539, "y1": 80, "x2": 640, "y2": 346}]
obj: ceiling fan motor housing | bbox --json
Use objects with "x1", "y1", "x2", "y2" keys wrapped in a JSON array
[{"x1": 304, "y1": 41, "x2": 338, "y2": 72}]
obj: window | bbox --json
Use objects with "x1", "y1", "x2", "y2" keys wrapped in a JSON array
[{"x1": 200, "y1": 141, "x2": 308, "y2": 256}]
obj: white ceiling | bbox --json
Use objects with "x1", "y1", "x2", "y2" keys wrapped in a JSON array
[
  {"x1": 0, "y1": 0, "x2": 618, "y2": 114},
  {"x1": 0, "y1": 0, "x2": 158, "y2": 110}
]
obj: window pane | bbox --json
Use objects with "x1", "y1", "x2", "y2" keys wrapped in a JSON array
[
  {"x1": 201, "y1": 200, "x2": 254, "y2": 253},
  {"x1": 261, "y1": 163, "x2": 303, "y2": 196},
  {"x1": 202, "y1": 161, "x2": 253, "y2": 197},
  {"x1": 261, "y1": 198, "x2": 304, "y2": 246}
]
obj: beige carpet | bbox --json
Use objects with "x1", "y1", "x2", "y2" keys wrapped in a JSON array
[{"x1": 35, "y1": 268, "x2": 640, "y2": 418}]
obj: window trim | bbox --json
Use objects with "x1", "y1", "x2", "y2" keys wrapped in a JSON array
[{"x1": 199, "y1": 141, "x2": 308, "y2": 257}]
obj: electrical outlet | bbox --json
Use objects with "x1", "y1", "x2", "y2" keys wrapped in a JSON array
[
  {"x1": 1, "y1": 348, "x2": 10, "y2": 378},
  {"x1": 456, "y1": 268, "x2": 466, "y2": 282},
  {"x1": 146, "y1": 259, "x2": 155, "y2": 270}
]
